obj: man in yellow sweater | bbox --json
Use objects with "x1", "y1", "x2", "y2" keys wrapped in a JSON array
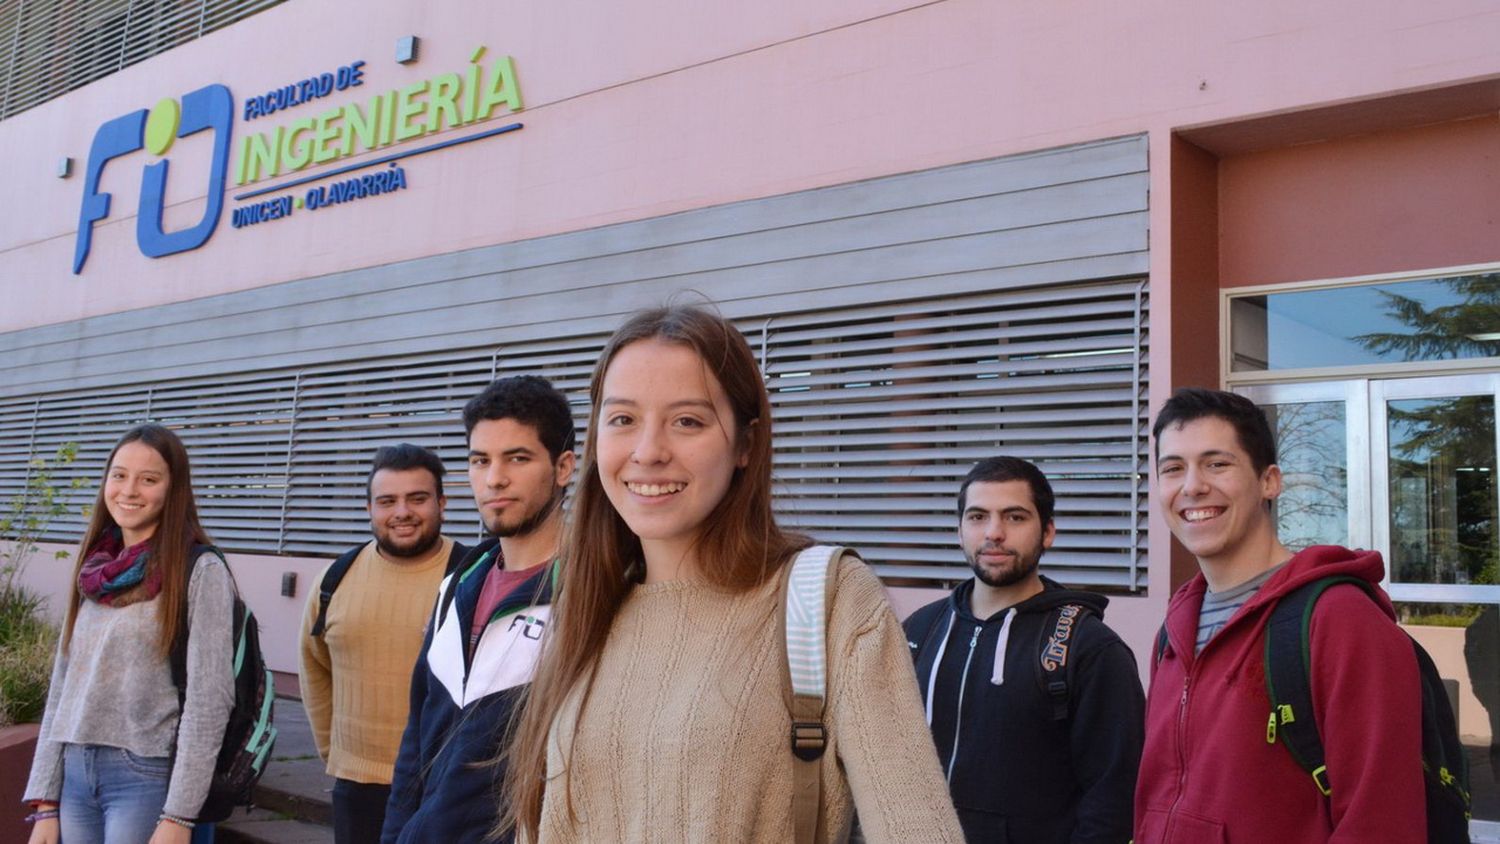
[{"x1": 298, "y1": 443, "x2": 468, "y2": 844}]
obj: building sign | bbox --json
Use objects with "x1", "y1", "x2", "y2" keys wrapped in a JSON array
[{"x1": 71, "y1": 44, "x2": 523, "y2": 274}]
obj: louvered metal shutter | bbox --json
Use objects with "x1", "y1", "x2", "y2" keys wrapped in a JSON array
[
  {"x1": 760, "y1": 281, "x2": 1149, "y2": 590},
  {"x1": 152, "y1": 372, "x2": 297, "y2": 554},
  {"x1": 279, "y1": 352, "x2": 498, "y2": 555},
  {"x1": 0, "y1": 280, "x2": 1146, "y2": 591},
  {"x1": 0, "y1": 0, "x2": 286, "y2": 122}
]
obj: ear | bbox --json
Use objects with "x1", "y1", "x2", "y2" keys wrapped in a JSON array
[
  {"x1": 1042, "y1": 519, "x2": 1057, "y2": 550},
  {"x1": 437, "y1": 494, "x2": 447, "y2": 513},
  {"x1": 1260, "y1": 463, "x2": 1284, "y2": 501},
  {"x1": 737, "y1": 419, "x2": 758, "y2": 469},
  {"x1": 555, "y1": 449, "x2": 578, "y2": 488}
]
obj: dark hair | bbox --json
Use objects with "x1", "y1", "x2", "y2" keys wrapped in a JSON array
[
  {"x1": 1151, "y1": 387, "x2": 1277, "y2": 475},
  {"x1": 957, "y1": 456, "x2": 1055, "y2": 526},
  {"x1": 365, "y1": 443, "x2": 446, "y2": 501},
  {"x1": 64, "y1": 423, "x2": 212, "y2": 659},
  {"x1": 501, "y1": 305, "x2": 807, "y2": 839},
  {"x1": 462, "y1": 375, "x2": 576, "y2": 461}
]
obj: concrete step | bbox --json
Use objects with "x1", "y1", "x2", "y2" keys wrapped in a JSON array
[
  {"x1": 217, "y1": 807, "x2": 334, "y2": 844},
  {"x1": 251, "y1": 780, "x2": 334, "y2": 828},
  {"x1": 255, "y1": 697, "x2": 335, "y2": 826}
]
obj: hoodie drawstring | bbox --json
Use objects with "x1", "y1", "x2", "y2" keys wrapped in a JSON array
[
  {"x1": 989, "y1": 608, "x2": 1016, "y2": 685},
  {"x1": 924, "y1": 609, "x2": 957, "y2": 727}
]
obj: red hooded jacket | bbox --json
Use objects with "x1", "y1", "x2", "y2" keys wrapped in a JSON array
[{"x1": 1134, "y1": 545, "x2": 1425, "y2": 843}]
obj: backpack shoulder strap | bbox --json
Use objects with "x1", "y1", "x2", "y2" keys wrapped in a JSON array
[
  {"x1": 780, "y1": 544, "x2": 845, "y2": 844},
  {"x1": 1038, "y1": 603, "x2": 1093, "y2": 721},
  {"x1": 903, "y1": 599, "x2": 948, "y2": 657},
  {"x1": 436, "y1": 543, "x2": 496, "y2": 630},
  {"x1": 445, "y1": 541, "x2": 470, "y2": 575},
  {"x1": 1263, "y1": 574, "x2": 1373, "y2": 798},
  {"x1": 1152, "y1": 622, "x2": 1169, "y2": 670},
  {"x1": 170, "y1": 544, "x2": 232, "y2": 693},
  {"x1": 309, "y1": 544, "x2": 365, "y2": 638}
]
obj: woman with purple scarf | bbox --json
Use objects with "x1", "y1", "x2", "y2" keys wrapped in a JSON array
[{"x1": 23, "y1": 424, "x2": 234, "y2": 844}]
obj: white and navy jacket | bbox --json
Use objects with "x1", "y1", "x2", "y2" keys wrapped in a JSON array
[{"x1": 381, "y1": 538, "x2": 554, "y2": 844}]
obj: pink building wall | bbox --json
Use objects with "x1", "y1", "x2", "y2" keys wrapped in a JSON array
[
  {"x1": 1219, "y1": 114, "x2": 1500, "y2": 290},
  {"x1": 7, "y1": 0, "x2": 1500, "y2": 672},
  {"x1": 16, "y1": 544, "x2": 329, "y2": 678},
  {"x1": 8, "y1": 1, "x2": 1500, "y2": 328}
]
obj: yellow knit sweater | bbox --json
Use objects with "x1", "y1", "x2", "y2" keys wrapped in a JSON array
[
  {"x1": 298, "y1": 537, "x2": 452, "y2": 784},
  {"x1": 537, "y1": 554, "x2": 964, "y2": 843}
]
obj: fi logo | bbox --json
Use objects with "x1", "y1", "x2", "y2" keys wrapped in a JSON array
[{"x1": 73, "y1": 84, "x2": 233, "y2": 274}]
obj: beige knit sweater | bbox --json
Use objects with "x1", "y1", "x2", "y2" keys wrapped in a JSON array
[
  {"x1": 298, "y1": 537, "x2": 452, "y2": 784},
  {"x1": 537, "y1": 554, "x2": 964, "y2": 843}
]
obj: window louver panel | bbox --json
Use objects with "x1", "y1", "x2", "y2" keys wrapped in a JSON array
[
  {"x1": 0, "y1": 396, "x2": 40, "y2": 518},
  {"x1": 151, "y1": 372, "x2": 298, "y2": 554},
  {"x1": 278, "y1": 352, "x2": 499, "y2": 556},
  {"x1": 0, "y1": 282, "x2": 1147, "y2": 591},
  {"x1": 758, "y1": 279, "x2": 1149, "y2": 590},
  {"x1": 0, "y1": 0, "x2": 287, "y2": 122}
]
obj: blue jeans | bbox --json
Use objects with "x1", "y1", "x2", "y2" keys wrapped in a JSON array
[{"x1": 59, "y1": 744, "x2": 216, "y2": 844}]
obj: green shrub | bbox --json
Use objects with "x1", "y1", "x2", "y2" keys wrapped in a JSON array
[
  {"x1": 0, "y1": 591, "x2": 56, "y2": 727},
  {"x1": 0, "y1": 587, "x2": 45, "y2": 648},
  {"x1": 1403, "y1": 612, "x2": 1481, "y2": 628}
]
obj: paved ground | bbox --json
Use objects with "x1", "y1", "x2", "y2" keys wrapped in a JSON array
[
  {"x1": 214, "y1": 695, "x2": 1500, "y2": 843},
  {"x1": 218, "y1": 698, "x2": 334, "y2": 844}
]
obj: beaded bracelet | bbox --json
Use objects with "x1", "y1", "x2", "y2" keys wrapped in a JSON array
[
  {"x1": 24, "y1": 809, "x2": 58, "y2": 823},
  {"x1": 159, "y1": 813, "x2": 197, "y2": 830}
]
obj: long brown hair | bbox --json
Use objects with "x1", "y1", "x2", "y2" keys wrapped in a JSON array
[
  {"x1": 61, "y1": 423, "x2": 212, "y2": 659},
  {"x1": 500, "y1": 305, "x2": 806, "y2": 838}
]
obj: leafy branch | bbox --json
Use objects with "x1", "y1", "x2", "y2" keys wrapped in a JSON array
[{"x1": 0, "y1": 442, "x2": 84, "y2": 596}]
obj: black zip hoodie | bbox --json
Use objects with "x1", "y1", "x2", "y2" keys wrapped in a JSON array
[{"x1": 904, "y1": 575, "x2": 1143, "y2": 844}]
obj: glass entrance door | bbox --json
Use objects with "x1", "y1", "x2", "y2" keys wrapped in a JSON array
[
  {"x1": 1372, "y1": 374, "x2": 1500, "y2": 603},
  {"x1": 1240, "y1": 374, "x2": 1500, "y2": 838}
]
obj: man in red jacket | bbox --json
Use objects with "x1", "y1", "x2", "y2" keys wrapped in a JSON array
[{"x1": 1134, "y1": 387, "x2": 1425, "y2": 843}]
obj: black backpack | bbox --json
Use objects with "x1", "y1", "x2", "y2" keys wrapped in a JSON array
[
  {"x1": 169, "y1": 545, "x2": 278, "y2": 823},
  {"x1": 309, "y1": 540, "x2": 470, "y2": 637},
  {"x1": 1263, "y1": 576, "x2": 1472, "y2": 843}
]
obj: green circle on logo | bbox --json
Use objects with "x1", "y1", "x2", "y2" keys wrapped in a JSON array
[{"x1": 144, "y1": 98, "x2": 181, "y2": 156}]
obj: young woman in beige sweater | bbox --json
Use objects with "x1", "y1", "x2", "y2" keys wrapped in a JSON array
[{"x1": 502, "y1": 306, "x2": 963, "y2": 843}]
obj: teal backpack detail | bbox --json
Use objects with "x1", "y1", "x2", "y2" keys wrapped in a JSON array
[{"x1": 170, "y1": 545, "x2": 278, "y2": 823}]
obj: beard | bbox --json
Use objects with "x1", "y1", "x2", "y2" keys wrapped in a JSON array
[
  {"x1": 966, "y1": 541, "x2": 1043, "y2": 589},
  {"x1": 375, "y1": 519, "x2": 443, "y2": 560},
  {"x1": 486, "y1": 483, "x2": 562, "y2": 538}
]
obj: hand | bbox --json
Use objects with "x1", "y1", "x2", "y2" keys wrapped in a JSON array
[
  {"x1": 26, "y1": 817, "x2": 59, "y2": 844},
  {"x1": 147, "y1": 819, "x2": 192, "y2": 844}
]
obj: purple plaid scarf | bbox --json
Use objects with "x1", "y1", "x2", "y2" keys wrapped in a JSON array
[{"x1": 77, "y1": 529, "x2": 161, "y2": 606}]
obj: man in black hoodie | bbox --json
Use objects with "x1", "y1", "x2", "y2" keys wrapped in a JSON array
[{"x1": 905, "y1": 456, "x2": 1144, "y2": 844}]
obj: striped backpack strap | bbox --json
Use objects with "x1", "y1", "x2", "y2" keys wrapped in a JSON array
[{"x1": 780, "y1": 544, "x2": 846, "y2": 844}]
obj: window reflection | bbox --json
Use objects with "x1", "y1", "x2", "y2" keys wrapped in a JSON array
[
  {"x1": 1399, "y1": 602, "x2": 1500, "y2": 824},
  {"x1": 1232, "y1": 273, "x2": 1500, "y2": 371},
  {"x1": 1387, "y1": 396, "x2": 1498, "y2": 586},
  {"x1": 1263, "y1": 401, "x2": 1348, "y2": 548}
]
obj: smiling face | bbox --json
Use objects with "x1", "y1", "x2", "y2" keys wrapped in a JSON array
[
  {"x1": 468, "y1": 418, "x2": 575, "y2": 538},
  {"x1": 595, "y1": 339, "x2": 748, "y2": 576},
  {"x1": 1156, "y1": 415, "x2": 1283, "y2": 565},
  {"x1": 367, "y1": 467, "x2": 446, "y2": 559},
  {"x1": 960, "y1": 479, "x2": 1055, "y2": 589},
  {"x1": 104, "y1": 440, "x2": 171, "y2": 546}
]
